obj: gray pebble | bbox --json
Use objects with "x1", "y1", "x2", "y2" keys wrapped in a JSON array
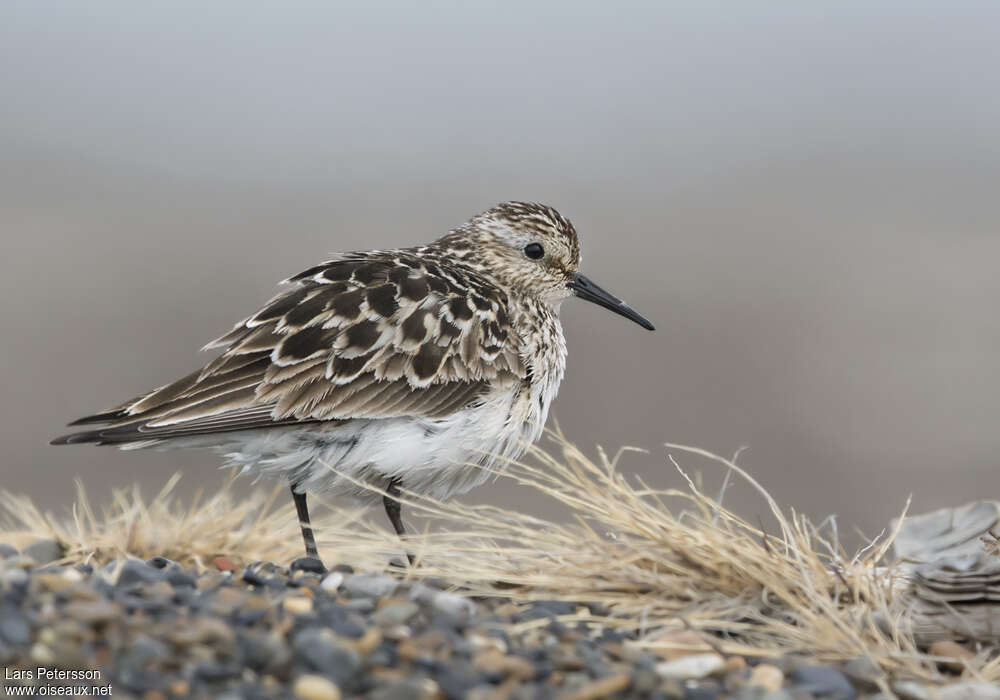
[
  {"x1": 23, "y1": 539, "x2": 63, "y2": 566},
  {"x1": 344, "y1": 597, "x2": 375, "y2": 614},
  {"x1": 892, "y1": 681, "x2": 934, "y2": 700},
  {"x1": 117, "y1": 560, "x2": 165, "y2": 587},
  {"x1": 939, "y1": 683, "x2": 1000, "y2": 700},
  {"x1": 789, "y1": 665, "x2": 856, "y2": 700},
  {"x1": 292, "y1": 627, "x2": 361, "y2": 684},
  {"x1": 0, "y1": 544, "x2": 17, "y2": 559},
  {"x1": 369, "y1": 678, "x2": 425, "y2": 700},
  {"x1": 373, "y1": 602, "x2": 419, "y2": 627},
  {"x1": 432, "y1": 591, "x2": 476, "y2": 620},
  {"x1": 842, "y1": 656, "x2": 882, "y2": 691},
  {"x1": 0, "y1": 604, "x2": 31, "y2": 645},
  {"x1": 119, "y1": 634, "x2": 170, "y2": 676},
  {"x1": 342, "y1": 573, "x2": 398, "y2": 598}
]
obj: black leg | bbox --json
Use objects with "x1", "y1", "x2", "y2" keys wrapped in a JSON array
[
  {"x1": 383, "y1": 478, "x2": 414, "y2": 565},
  {"x1": 290, "y1": 487, "x2": 326, "y2": 573}
]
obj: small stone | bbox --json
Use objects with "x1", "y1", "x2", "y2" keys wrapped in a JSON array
[
  {"x1": 0, "y1": 605, "x2": 31, "y2": 645},
  {"x1": 565, "y1": 673, "x2": 631, "y2": 700},
  {"x1": 939, "y1": 682, "x2": 1000, "y2": 700},
  {"x1": 116, "y1": 559, "x2": 164, "y2": 587},
  {"x1": 842, "y1": 657, "x2": 881, "y2": 691},
  {"x1": 368, "y1": 679, "x2": 425, "y2": 700},
  {"x1": 0, "y1": 544, "x2": 17, "y2": 558},
  {"x1": 64, "y1": 600, "x2": 119, "y2": 624},
  {"x1": 649, "y1": 630, "x2": 714, "y2": 660},
  {"x1": 929, "y1": 640, "x2": 976, "y2": 672},
  {"x1": 34, "y1": 572, "x2": 74, "y2": 593},
  {"x1": 214, "y1": 555, "x2": 237, "y2": 571},
  {"x1": 655, "y1": 653, "x2": 726, "y2": 680},
  {"x1": 292, "y1": 627, "x2": 362, "y2": 684},
  {"x1": 320, "y1": 572, "x2": 344, "y2": 592},
  {"x1": 30, "y1": 643, "x2": 54, "y2": 665},
  {"x1": 293, "y1": 674, "x2": 341, "y2": 700},
  {"x1": 432, "y1": 591, "x2": 476, "y2": 620},
  {"x1": 749, "y1": 664, "x2": 784, "y2": 692},
  {"x1": 373, "y1": 601, "x2": 419, "y2": 627},
  {"x1": 892, "y1": 681, "x2": 935, "y2": 700},
  {"x1": 345, "y1": 597, "x2": 375, "y2": 614},
  {"x1": 789, "y1": 665, "x2": 855, "y2": 700},
  {"x1": 725, "y1": 656, "x2": 747, "y2": 673},
  {"x1": 473, "y1": 649, "x2": 536, "y2": 680},
  {"x1": 23, "y1": 540, "x2": 63, "y2": 566},
  {"x1": 342, "y1": 573, "x2": 398, "y2": 598},
  {"x1": 169, "y1": 617, "x2": 235, "y2": 647},
  {"x1": 284, "y1": 595, "x2": 314, "y2": 615}
]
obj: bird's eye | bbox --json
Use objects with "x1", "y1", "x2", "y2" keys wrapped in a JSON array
[{"x1": 523, "y1": 243, "x2": 544, "y2": 260}]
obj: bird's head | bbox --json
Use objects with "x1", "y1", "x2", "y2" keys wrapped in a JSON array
[{"x1": 439, "y1": 201, "x2": 654, "y2": 330}]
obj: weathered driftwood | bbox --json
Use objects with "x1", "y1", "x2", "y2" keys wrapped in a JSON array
[{"x1": 891, "y1": 501, "x2": 1000, "y2": 644}]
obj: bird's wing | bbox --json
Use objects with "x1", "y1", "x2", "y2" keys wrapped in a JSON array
[{"x1": 53, "y1": 252, "x2": 525, "y2": 445}]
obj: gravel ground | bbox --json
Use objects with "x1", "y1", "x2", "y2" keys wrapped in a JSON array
[{"x1": 0, "y1": 541, "x2": 992, "y2": 700}]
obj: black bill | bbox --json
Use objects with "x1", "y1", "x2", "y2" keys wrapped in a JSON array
[{"x1": 568, "y1": 273, "x2": 655, "y2": 331}]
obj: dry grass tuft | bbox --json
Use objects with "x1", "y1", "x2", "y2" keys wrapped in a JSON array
[
  {"x1": 0, "y1": 473, "x2": 373, "y2": 570},
  {"x1": 3, "y1": 431, "x2": 995, "y2": 684}
]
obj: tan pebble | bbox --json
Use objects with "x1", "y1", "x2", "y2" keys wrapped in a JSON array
[
  {"x1": 724, "y1": 656, "x2": 747, "y2": 673},
  {"x1": 748, "y1": 664, "x2": 784, "y2": 692},
  {"x1": 293, "y1": 674, "x2": 341, "y2": 700},
  {"x1": 64, "y1": 600, "x2": 119, "y2": 624},
  {"x1": 283, "y1": 596, "x2": 314, "y2": 615},
  {"x1": 396, "y1": 638, "x2": 420, "y2": 661},
  {"x1": 655, "y1": 653, "x2": 726, "y2": 680},
  {"x1": 30, "y1": 644, "x2": 55, "y2": 665},
  {"x1": 170, "y1": 617, "x2": 235, "y2": 646},
  {"x1": 565, "y1": 673, "x2": 630, "y2": 700},
  {"x1": 146, "y1": 580, "x2": 174, "y2": 599},
  {"x1": 929, "y1": 640, "x2": 975, "y2": 672},
  {"x1": 35, "y1": 573, "x2": 73, "y2": 592},
  {"x1": 353, "y1": 627, "x2": 383, "y2": 656},
  {"x1": 143, "y1": 691, "x2": 167, "y2": 700},
  {"x1": 648, "y1": 630, "x2": 713, "y2": 661},
  {"x1": 168, "y1": 680, "x2": 190, "y2": 696},
  {"x1": 473, "y1": 650, "x2": 535, "y2": 680}
]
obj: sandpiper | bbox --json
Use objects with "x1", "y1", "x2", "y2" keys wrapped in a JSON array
[{"x1": 53, "y1": 202, "x2": 653, "y2": 570}]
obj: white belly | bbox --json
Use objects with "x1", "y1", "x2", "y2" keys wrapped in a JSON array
[{"x1": 194, "y1": 379, "x2": 552, "y2": 503}]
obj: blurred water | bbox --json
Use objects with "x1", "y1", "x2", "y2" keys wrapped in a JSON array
[{"x1": 2, "y1": 2, "x2": 999, "y2": 545}]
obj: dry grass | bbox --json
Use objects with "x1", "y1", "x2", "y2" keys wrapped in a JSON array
[{"x1": 2, "y1": 431, "x2": 995, "y2": 685}]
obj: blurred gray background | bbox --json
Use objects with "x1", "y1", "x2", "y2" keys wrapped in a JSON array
[{"x1": 2, "y1": 1, "x2": 999, "y2": 544}]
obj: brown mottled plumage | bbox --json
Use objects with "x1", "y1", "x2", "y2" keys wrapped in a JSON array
[{"x1": 53, "y1": 202, "x2": 653, "y2": 569}]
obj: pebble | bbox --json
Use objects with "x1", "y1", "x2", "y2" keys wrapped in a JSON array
[
  {"x1": 939, "y1": 682, "x2": 1000, "y2": 700},
  {"x1": 789, "y1": 665, "x2": 856, "y2": 700},
  {"x1": 748, "y1": 663, "x2": 784, "y2": 691},
  {"x1": 655, "y1": 652, "x2": 726, "y2": 679},
  {"x1": 293, "y1": 674, "x2": 342, "y2": 700},
  {"x1": 929, "y1": 640, "x2": 976, "y2": 672},
  {"x1": 283, "y1": 595, "x2": 314, "y2": 615},
  {"x1": 342, "y1": 573, "x2": 399, "y2": 598},
  {"x1": 0, "y1": 544, "x2": 17, "y2": 558},
  {"x1": 23, "y1": 539, "x2": 63, "y2": 566},
  {"x1": 842, "y1": 656, "x2": 882, "y2": 691},
  {"x1": 373, "y1": 602, "x2": 419, "y2": 627},
  {"x1": 893, "y1": 680, "x2": 935, "y2": 700},
  {"x1": 320, "y1": 571, "x2": 344, "y2": 592},
  {"x1": 292, "y1": 627, "x2": 362, "y2": 684},
  {"x1": 566, "y1": 672, "x2": 631, "y2": 699},
  {"x1": 0, "y1": 605, "x2": 31, "y2": 645}
]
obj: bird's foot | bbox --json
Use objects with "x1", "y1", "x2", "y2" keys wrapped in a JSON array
[{"x1": 290, "y1": 556, "x2": 327, "y2": 574}]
